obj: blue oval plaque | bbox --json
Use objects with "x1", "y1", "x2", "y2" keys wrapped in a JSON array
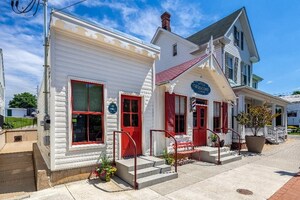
[
  {"x1": 191, "y1": 81, "x2": 211, "y2": 95},
  {"x1": 108, "y1": 102, "x2": 118, "y2": 114}
]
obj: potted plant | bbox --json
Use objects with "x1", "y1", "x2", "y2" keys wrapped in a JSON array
[
  {"x1": 96, "y1": 155, "x2": 117, "y2": 182},
  {"x1": 235, "y1": 104, "x2": 279, "y2": 153},
  {"x1": 210, "y1": 134, "x2": 217, "y2": 147},
  {"x1": 162, "y1": 149, "x2": 175, "y2": 165}
]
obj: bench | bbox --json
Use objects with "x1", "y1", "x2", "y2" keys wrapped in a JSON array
[{"x1": 172, "y1": 142, "x2": 201, "y2": 162}]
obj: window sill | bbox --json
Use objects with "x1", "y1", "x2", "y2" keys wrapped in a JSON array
[{"x1": 69, "y1": 142, "x2": 106, "y2": 151}]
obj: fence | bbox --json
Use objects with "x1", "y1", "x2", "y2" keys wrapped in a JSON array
[{"x1": 4, "y1": 117, "x2": 37, "y2": 129}]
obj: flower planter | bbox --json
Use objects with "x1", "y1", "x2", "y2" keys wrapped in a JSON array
[{"x1": 245, "y1": 136, "x2": 265, "y2": 153}]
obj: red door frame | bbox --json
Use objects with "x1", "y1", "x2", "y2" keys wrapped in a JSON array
[
  {"x1": 193, "y1": 105, "x2": 207, "y2": 146},
  {"x1": 121, "y1": 95, "x2": 142, "y2": 157}
]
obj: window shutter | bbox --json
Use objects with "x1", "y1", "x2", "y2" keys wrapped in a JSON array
[
  {"x1": 247, "y1": 65, "x2": 251, "y2": 86},
  {"x1": 240, "y1": 62, "x2": 244, "y2": 85},
  {"x1": 225, "y1": 53, "x2": 229, "y2": 78},
  {"x1": 165, "y1": 92, "x2": 175, "y2": 136},
  {"x1": 241, "y1": 32, "x2": 244, "y2": 50},
  {"x1": 222, "y1": 102, "x2": 228, "y2": 133},
  {"x1": 234, "y1": 57, "x2": 239, "y2": 83}
]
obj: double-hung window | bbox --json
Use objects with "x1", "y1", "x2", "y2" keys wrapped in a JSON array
[
  {"x1": 175, "y1": 95, "x2": 186, "y2": 134},
  {"x1": 226, "y1": 53, "x2": 234, "y2": 80},
  {"x1": 165, "y1": 93, "x2": 186, "y2": 136},
  {"x1": 71, "y1": 80, "x2": 104, "y2": 144},
  {"x1": 241, "y1": 64, "x2": 251, "y2": 86},
  {"x1": 213, "y1": 102, "x2": 221, "y2": 133}
]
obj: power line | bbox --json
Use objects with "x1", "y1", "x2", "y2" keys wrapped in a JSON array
[
  {"x1": 52, "y1": 0, "x2": 87, "y2": 12},
  {"x1": 11, "y1": 0, "x2": 41, "y2": 16}
]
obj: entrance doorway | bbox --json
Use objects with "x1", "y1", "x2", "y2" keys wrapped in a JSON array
[
  {"x1": 193, "y1": 106, "x2": 207, "y2": 146},
  {"x1": 121, "y1": 95, "x2": 142, "y2": 157}
]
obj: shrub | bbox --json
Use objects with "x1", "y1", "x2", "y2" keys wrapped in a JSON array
[
  {"x1": 3, "y1": 122, "x2": 14, "y2": 129},
  {"x1": 163, "y1": 149, "x2": 174, "y2": 165}
]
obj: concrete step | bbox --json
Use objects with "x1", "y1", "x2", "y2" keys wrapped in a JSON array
[
  {"x1": 197, "y1": 146, "x2": 230, "y2": 155},
  {"x1": 128, "y1": 164, "x2": 171, "y2": 179},
  {"x1": 197, "y1": 146, "x2": 242, "y2": 164},
  {"x1": 116, "y1": 156, "x2": 165, "y2": 171},
  {"x1": 137, "y1": 172, "x2": 178, "y2": 189},
  {"x1": 116, "y1": 156, "x2": 178, "y2": 189},
  {"x1": 219, "y1": 155, "x2": 242, "y2": 165},
  {"x1": 210, "y1": 151, "x2": 235, "y2": 160}
]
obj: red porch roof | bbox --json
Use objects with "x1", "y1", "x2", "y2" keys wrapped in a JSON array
[{"x1": 156, "y1": 54, "x2": 208, "y2": 85}]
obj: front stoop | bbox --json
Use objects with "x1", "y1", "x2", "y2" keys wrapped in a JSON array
[
  {"x1": 115, "y1": 156, "x2": 178, "y2": 189},
  {"x1": 197, "y1": 146, "x2": 242, "y2": 164}
]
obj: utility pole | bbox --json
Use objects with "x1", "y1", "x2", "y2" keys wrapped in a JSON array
[{"x1": 43, "y1": 0, "x2": 49, "y2": 116}]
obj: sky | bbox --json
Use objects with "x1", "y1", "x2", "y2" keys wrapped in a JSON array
[{"x1": 0, "y1": 0, "x2": 300, "y2": 106}]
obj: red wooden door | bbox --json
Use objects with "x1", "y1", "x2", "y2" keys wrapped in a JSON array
[
  {"x1": 193, "y1": 106, "x2": 207, "y2": 146},
  {"x1": 121, "y1": 95, "x2": 142, "y2": 157}
]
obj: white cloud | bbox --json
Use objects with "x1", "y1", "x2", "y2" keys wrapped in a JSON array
[
  {"x1": 123, "y1": 8, "x2": 160, "y2": 41},
  {"x1": 266, "y1": 80, "x2": 273, "y2": 84}
]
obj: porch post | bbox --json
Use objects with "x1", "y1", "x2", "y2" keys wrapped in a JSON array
[
  {"x1": 271, "y1": 103, "x2": 278, "y2": 143},
  {"x1": 237, "y1": 95, "x2": 245, "y2": 138},
  {"x1": 238, "y1": 95, "x2": 245, "y2": 113},
  {"x1": 282, "y1": 106, "x2": 288, "y2": 137}
]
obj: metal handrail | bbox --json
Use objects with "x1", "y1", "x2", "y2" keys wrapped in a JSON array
[
  {"x1": 112, "y1": 131, "x2": 138, "y2": 190},
  {"x1": 225, "y1": 128, "x2": 241, "y2": 155},
  {"x1": 149, "y1": 129, "x2": 178, "y2": 173},
  {"x1": 196, "y1": 128, "x2": 221, "y2": 165}
]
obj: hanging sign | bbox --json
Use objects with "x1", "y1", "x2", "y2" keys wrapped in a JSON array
[
  {"x1": 108, "y1": 102, "x2": 118, "y2": 114},
  {"x1": 191, "y1": 81, "x2": 211, "y2": 95}
]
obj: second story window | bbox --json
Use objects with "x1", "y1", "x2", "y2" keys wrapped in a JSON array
[
  {"x1": 234, "y1": 26, "x2": 240, "y2": 47},
  {"x1": 225, "y1": 53, "x2": 234, "y2": 80},
  {"x1": 173, "y1": 43, "x2": 177, "y2": 56},
  {"x1": 241, "y1": 63, "x2": 247, "y2": 85},
  {"x1": 252, "y1": 81, "x2": 258, "y2": 89},
  {"x1": 225, "y1": 52, "x2": 238, "y2": 83}
]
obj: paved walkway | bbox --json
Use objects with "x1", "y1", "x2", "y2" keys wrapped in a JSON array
[
  {"x1": 269, "y1": 171, "x2": 300, "y2": 200},
  {"x1": 0, "y1": 141, "x2": 35, "y2": 154},
  {"x1": 5, "y1": 136, "x2": 300, "y2": 200}
]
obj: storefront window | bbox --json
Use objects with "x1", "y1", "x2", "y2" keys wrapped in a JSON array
[
  {"x1": 71, "y1": 80, "x2": 104, "y2": 144},
  {"x1": 213, "y1": 102, "x2": 221, "y2": 132},
  {"x1": 175, "y1": 95, "x2": 186, "y2": 134}
]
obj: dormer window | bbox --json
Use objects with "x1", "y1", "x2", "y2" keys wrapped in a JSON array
[{"x1": 173, "y1": 43, "x2": 177, "y2": 56}]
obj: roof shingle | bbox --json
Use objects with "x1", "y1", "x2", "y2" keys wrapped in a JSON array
[{"x1": 186, "y1": 7, "x2": 243, "y2": 46}]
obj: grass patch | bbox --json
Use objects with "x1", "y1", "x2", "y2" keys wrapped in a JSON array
[
  {"x1": 5, "y1": 117, "x2": 37, "y2": 129},
  {"x1": 288, "y1": 132, "x2": 300, "y2": 135}
]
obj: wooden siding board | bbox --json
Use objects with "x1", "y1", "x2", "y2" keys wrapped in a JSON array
[{"x1": 51, "y1": 30, "x2": 154, "y2": 170}]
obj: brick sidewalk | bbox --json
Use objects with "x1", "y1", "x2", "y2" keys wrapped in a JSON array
[{"x1": 269, "y1": 172, "x2": 300, "y2": 200}]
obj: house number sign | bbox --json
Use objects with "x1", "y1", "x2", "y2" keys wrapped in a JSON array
[
  {"x1": 108, "y1": 102, "x2": 118, "y2": 114},
  {"x1": 191, "y1": 81, "x2": 211, "y2": 95}
]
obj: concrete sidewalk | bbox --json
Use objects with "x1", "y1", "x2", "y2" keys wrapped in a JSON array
[{"x1": 8, "y1": 136, "x2": 300, "y2": 200}]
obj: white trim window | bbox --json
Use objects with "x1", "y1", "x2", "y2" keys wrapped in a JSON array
[
  {"x1": 225, "y1": 53, "x2": 234, "y2": 80},
  {"x1": 241, "y1": 63, "x2": 251, "y2": 86}
]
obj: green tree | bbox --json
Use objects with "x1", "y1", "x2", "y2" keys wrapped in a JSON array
[
  {"x1": 292, "y1": 90, "x2": 300, "y2": 95},
  {"x1": 9, "y1": 92, "x2": 37, "y2": 108}
]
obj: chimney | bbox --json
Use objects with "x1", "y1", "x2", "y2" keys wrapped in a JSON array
[{"x1": 161, "y1": 12, "x2": 171, "y2": 31}]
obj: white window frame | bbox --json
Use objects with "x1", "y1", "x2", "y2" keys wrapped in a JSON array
[
  {"x1": 227, "y1": 54, "x2": 234, "y2": 80},
  {"x1": 67, "y1": 76, "x2": 107, "y2": 151}
]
